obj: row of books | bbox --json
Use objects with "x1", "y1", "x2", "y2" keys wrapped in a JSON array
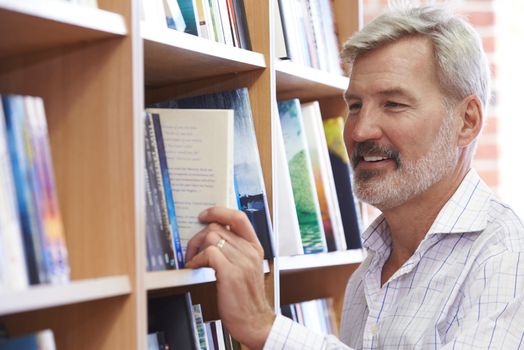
[
  {"x1": 281, "y1": 297, "x2": 338, "y2": 336},
  {"x1": 0, "y1": 95, "x2": 70, "y2": 292},
  {"x1": 144, "y1": 88, "x2": 273, "y2": 271},
  {"x1": 276, "y1": 99, "x2": 362, "y2": 256},
  {"x1": 0, "y1": 329, "x2": 56, "y2": 350},
  {"x1": 148, "y1": 292, "x2": 239, "y2": 350},
  {"x1": 142, "y1": 0, "x2": 251, "y2": 49},
  {"x1": 276, "y1": 0, "x2": 343, "y2": 74}
]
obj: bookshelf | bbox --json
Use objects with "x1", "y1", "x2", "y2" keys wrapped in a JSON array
[{"x1": 0, "y1": 0, "x2": 362, "y2": 348}]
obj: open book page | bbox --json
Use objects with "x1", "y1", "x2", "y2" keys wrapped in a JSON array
[{"x1": 147, "y1": 108, "x2": 235, "y2": 254}]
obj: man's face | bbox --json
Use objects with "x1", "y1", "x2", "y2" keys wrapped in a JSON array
[{"x1": 344, "y1": 36, "x2": 460, "y2": 210}]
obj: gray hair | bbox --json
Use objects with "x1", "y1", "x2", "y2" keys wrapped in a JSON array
[{"x1": 341, "y1": 5, "x2": 491, "y2": 114}]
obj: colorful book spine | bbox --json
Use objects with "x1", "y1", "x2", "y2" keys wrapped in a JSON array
[
  {"x1": 2, "y1": 95, "x2": 47, "y2": 284},
  {"x1": 274, "y1": 110, "x2": 303, "y2": 256},
  {"x1": 277, "y1": 99, "x2": 326, "y2": 254},
  {"x1": 177, "y1": 0, "x2": 201, "y2": 36},
  {"x1": 323, "y1": 117, "x2": 362, "y2": 250},
  {"x1": 300, "y1": 101, "x2": 337, "y2": 251},
  {"x1": 27, "y1": 97, "x2": 70, "y2": 283},
  {"x1": 0, "y1": 95, "x2": 28, "y2": 291},
  {"x1": 146, "y1": 113, "x2": 180, "y2": 268},
  {"x1": 144, "y1": 114, "x2": 176, "y2": 270}
]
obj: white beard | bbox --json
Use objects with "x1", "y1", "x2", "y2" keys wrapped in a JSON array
[{"x1": 352, "y1": 115, "x2": 459, "y2": 210}]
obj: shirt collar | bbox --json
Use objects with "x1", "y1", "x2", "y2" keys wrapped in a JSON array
[{"x1": 361, "y1": 169, "x2": 493, "y2": 253}]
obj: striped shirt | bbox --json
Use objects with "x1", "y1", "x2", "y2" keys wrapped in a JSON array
[{"x1": 265, "y1": 169, "x2": 524, "y2": 349}]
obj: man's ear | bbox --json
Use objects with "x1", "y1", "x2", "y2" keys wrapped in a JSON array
[{"x1": 457, "y1": 95, "x2": 484, "y2": 148}]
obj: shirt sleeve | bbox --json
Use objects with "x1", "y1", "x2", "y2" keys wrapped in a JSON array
[
  {"x1": 441, "y1": 251, "x2": 524, "y2": 348},
  {"x1": 263, "y1": 315, "x2": 355, "y2": 350}
]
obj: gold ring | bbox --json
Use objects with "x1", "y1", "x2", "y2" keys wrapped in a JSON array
[{"x1": 216, "y1": 238, "x2": 226, "y2": 249}]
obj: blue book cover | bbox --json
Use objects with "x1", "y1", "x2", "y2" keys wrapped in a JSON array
[
  {"x1": 150, "y1": 113, "x2": 184, "y2": 268},
  {"x1": 145, "y1": 114, "x2": 177, "y2": 270},
  {"x1": 2, "y1": 95, "x2": 49, "y2": 284},
  {"x1": 152, "y1": 88, "x2": 274, "y2": 259},
  {"x1": 278, "y1": 99, "x2": 327, "y2": 254},
  {"x1": 0, "y1": 329, "x2": 55, "y2": 350},
  {"x1": 177, "y1": 0, "x2": 200, "y2": 36}
]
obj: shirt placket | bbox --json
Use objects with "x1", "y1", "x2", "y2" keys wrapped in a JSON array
[{"x1": 362, "y1": 254, "x2": 390, "y2": 349}]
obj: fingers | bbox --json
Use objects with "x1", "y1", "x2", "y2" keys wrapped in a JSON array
[
  {"x1": 185, "y1": 223, "x2": 230, "y2": 262},
  {"x1": 185, "y1": 245, "x2": 231, "y2": 270},
  {"x1": 199, "y1": 207, "x2": 259, "y2": 244}
]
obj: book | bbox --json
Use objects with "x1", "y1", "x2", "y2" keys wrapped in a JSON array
[
  {"x1": 231, "y1": 0, "x2": 251, "y2": 50},
  {"x1": 144, "y1": 114, "x2": 178, "y2": 270},
  {"x1": 26, "y1": 97, "x2": 70, "y2": 283},
  {"x1": 145, "y1": 108, "x2": 236, "y2": 261},
  {"x1": 278, "y1": 99, "x2": 326, "y2": 254},
  {"x1": 152, "y1": 88, "x2": 274, "y2": 259},
  {"x1": 143, "y1": 0, "x2": 168, "y2": 27},
  {"x1": 323, "y1": 117, "x2": 362, "y2": 250},
  {"x1": 177, "y1": 0, "x2": 201, "y2": 36},
  {"x1": 164, "y1": 0, "x2": 187, "y2": 31},
  {"x1": 148, "y1": 293, "x2": 200, "y2": 350},
  {"x1": 2, "y1": 95, "x2": 48, "y2": 284},
  {"x1": 193, "y1": 304, "x2": 210, "y2": 350},
  {"x1": 274, "y1": 108, "x2": 303, "y2": 256},
  {"x1": 301, "y1": 101, "x2": 346, "y2": 251},
  {"x1": 0, "y1": 95, "x2": 29, "y2": 291},
  {"x1": 146, "y1": 113, "x2": 182, "y2": 268},
  {"x1": 0, "y1": 329, "x2": 56, "y2": 350}
]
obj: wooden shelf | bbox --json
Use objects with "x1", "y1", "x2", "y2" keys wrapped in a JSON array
[
  {"x1": 0, "y1": 0, "x2": 127, "y2": 59},
  {"x1": 279, "y1": 249, "x2": 364, "y2": 273},
  {"x1": 276, "y1": 60, "x2": 349, "y2": 101},
  {"x1": 146, "y1": 260, "x2": 271, "y2": 290},
  {"x1": 142, "y1": 21, "x2": 266, "y2": 87},
  {"x1": 0, "y1": 276, "x2": 131, "y2": 316}
]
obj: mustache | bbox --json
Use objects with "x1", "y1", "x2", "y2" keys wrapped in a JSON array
[{"x1": 350, "y1": 142, "x2": 401, "y2": 168}]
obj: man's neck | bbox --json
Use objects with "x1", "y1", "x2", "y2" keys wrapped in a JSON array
[{"x1": 379, "y1": 164, "x2": 470, "y2": 285}]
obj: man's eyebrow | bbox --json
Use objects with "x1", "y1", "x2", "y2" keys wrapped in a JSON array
[
  {"x1": 344, "y1": 88, "x2": 416, "y2": 103},
  {"x1": 344, "y1": 92, "x2": 360, "y2": 102},
  {"x1": 377, "y1": 87, "x2": 415, "y2": 100}
]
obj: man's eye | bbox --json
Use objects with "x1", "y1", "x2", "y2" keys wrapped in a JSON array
[
  {"x1": 348, "y1": 102, "x2": 362, "y2": 112},
  {"x1": 384, "y1": 101, "x2": 406, "y2": 108}
]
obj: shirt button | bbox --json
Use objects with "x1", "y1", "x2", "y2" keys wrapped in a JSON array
[{"x1": 370, "y1": 324, "x2": 379, "y2": 335}]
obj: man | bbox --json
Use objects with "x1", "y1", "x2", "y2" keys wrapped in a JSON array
[{"x1": 186, "y1": 5, "x2": 524, "y2": 349}]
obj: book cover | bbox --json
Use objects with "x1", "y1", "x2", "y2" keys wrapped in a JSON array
[
  {"x1": 301, "y1": 101, "x2": 346, "y2": 251},
  {"x1": 0, "y1": 95, "x2": 28, "y2": 291},
  {"x1": 148, "y1": 293, "x2": 200, "y2": 350},
  {"x1": 164, "y1": 0, "x2": 187, "y2": 31},
  {"x1": 144, "y1": 114, "x2": 177, "y2": 270},
  {"x1": 145, "y1": 108, "x2": 235, "y2": 260},
  {"x1": 0, "y1": 329, "x2": 56, "y2": 350},
  {"x1": 231, "y1": 0, "x2": 251, "y2": 50},
  {"x1": 2, "y1": 95, "x2": 48, "y2": 284},
  {"x1": 274, "y1": 110, "x2": 303, "y2": 256},
  {"x1": 278, "y1": 99, "x2": 326, "y2": 254},
  {"x1": 300, "y1": 102, "x2": 337, "y2": 251},
  {"x1": 177, "y1": 0, "x2": 201, "y2": 36},
  {"x1": 323, "y1": 117, "x2": 362, "y2": 249},
  {"x1": 153, "y1": 88, "x2": 274, "y2": 259},
  {"x1": 216, "y1": 0, "x2": 234, "y2": 46},
  {"x1": 193, "y1": 304, "x2": 210, "y2": 350},
  {"x1": 27, "y1": 97, "x2": 70, "y2": 283},
  {"x1": 143, "y1": 0, "x2": 168, "y2": 27},
  {"x1": 147, "y1": 113, "x2": 181, "y2": 268}
]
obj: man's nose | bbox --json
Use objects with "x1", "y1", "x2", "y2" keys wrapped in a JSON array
[{"x1": 347, "y1": 106, "x2": 382, "y2": 144}]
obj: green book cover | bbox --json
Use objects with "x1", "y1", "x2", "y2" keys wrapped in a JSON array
[{"x1": 277, "y1": 99, "x2": 326, "y2": 254}]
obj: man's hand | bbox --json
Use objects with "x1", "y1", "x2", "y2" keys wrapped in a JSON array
[{"x1": 185, "y1": 207, "x2": 276, "y2": 350}]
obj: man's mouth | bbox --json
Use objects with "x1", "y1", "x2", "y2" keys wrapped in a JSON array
[{"x1": 362, "y1": 156, "x2": 390, "y2": 162}]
